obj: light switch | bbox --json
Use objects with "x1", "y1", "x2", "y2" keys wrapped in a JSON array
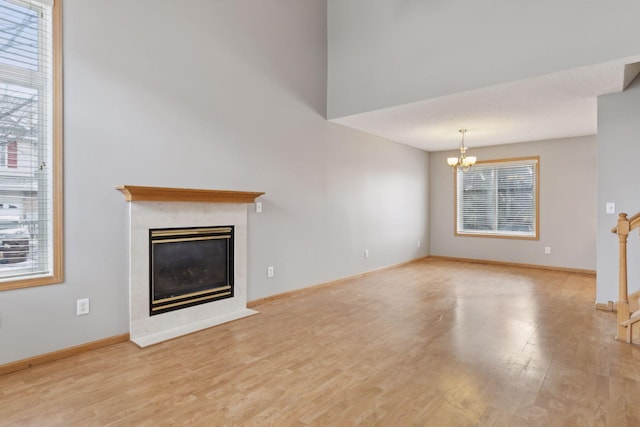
[{"x1": 606, "y1": 202, "x2": 616, "y2": 214}]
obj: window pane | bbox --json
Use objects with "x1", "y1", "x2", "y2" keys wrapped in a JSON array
[
  {"x1": 460, "y1": 167, "x2": 495, "y2": 231},
  {"x1": 0, "y1": 81, "x2": 41, "y2": 277},
  {"x1": 496, "y1": 165, "x2": 534, "y2": 233},
  {"x1": 0, "y1": 0, "x2": 39, "y2": 71}
]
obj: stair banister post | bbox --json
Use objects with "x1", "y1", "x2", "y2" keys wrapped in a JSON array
[{"x1": 617, "y1": 213, "x2": 630, "y2": 342}]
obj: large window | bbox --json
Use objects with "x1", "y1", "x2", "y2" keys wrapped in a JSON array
[
  {"x1": 0, "y1": 0, "x2": 62, "y2": 290},
  {"x1": 455, "y1": 157, "x2": 539, "y2": 239}
]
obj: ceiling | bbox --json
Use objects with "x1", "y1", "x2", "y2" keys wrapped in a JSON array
[{"x1": 330, "y1": 56, "x2": 640, "y2": 152}]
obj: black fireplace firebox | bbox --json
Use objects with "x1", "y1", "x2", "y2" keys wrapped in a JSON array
[{"x1": 149, "y1": 226, "x2": 234, "y2": 315}]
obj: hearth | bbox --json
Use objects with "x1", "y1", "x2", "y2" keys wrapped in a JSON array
[{"x1": 149, "y1": 226, "x2": 234, "y2": 315}]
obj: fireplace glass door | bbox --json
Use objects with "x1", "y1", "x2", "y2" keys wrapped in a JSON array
[{"x1": 149, "y1": 226, "x2": 234, "y2": 315}]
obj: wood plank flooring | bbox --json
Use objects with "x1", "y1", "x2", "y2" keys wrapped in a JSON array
[{"x1": 1, "y1": 258, "x2": 639, "y2": 426}]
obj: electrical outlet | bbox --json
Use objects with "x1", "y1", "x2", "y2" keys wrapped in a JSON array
[
  {"x1": 544, "y1": 247, "x2": 551, "y2": 255},
  {"x1": 606, "y1": 202, "x2": 616, "y2": 214},
  {"x1": 256, "y1": 202, "x2": 262, "y2": 213},
  {"x1": 417, "y1": 240, "x2": 421, "y2": 248},
  {"x1": 364, "y1": 249, "x2": 369, "y2": 258},
  {"x1": 76, "y1": 298, "x2": 90, "y2": 316},
  {"x1": 267, "y1": 266, "x2": 274, "y2": 278}
]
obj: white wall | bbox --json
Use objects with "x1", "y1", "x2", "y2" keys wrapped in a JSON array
[
  {"x1": 430, "y1": 136, "x2": 596, "y2": 271},
  {"x1": 0, "y1": 0, "x2": 429, "y2": 365},
  {"x1": 327, "y1": 0, "x2": 640, "y2": 118},
  {"x1": 597, "y1": 77, "x2": 640, "y2": 304}
]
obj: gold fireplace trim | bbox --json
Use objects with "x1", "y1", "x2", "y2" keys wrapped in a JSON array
[
  {"x1": 153, "y1": 285, "x2": 232, "y2": 304},
  {"x1": 151, "y1": 227, "x2": 232, "y2": 237},
  {"x1": 151, "y1": 291, "x2": 232, "y2": 312},
  {"x1": 152, "y1": 235, "x2": 231, "y2": 244}
]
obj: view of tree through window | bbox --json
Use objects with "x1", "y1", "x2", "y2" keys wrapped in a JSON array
[
  {"x1": 455, "y1": 158, "x2": 539, "y2": 239},
  {"x1": 0, "y1": 0, "x2": 59, "y2": 286}
]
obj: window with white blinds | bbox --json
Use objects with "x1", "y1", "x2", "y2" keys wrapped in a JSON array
[
  {"x1": 0, "y1": 0, "x2": 62, "y2": 289},
  {"x1": 455, "y1": 157, "x2": 539, "y2": 239}
]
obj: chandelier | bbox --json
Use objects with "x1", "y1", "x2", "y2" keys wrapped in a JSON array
[{"x1": 447, "y1": 129, "x2": 477, "y2": 172}]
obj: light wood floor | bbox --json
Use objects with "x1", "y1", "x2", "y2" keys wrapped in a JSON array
[{"x1": 1, "y1": 259, "x2": 638, "y2": 426}]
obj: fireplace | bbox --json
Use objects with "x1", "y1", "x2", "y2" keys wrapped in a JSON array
[
  {"x1": 117, "y1": 185, "x2": 264, "y2": 347},
  {"x1": 149, "y1": 226, "x2": 234, "y2": 315}
]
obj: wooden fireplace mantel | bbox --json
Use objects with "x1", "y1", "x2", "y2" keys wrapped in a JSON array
[{"x1": 116, "y1": 185, "x2": 264, "y2": 203}]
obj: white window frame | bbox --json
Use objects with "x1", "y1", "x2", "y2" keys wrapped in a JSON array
[
  {"x1": 0, "y1": 0, "x2": 62, "y2": 291},
  {"x1": 454, "y1": 156, "x2": 539, "y2": 240}
]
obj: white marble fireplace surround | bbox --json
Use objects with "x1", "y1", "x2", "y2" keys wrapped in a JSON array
[{"x1": 117, "y1": 186, "x2": 264, "y2": 347}]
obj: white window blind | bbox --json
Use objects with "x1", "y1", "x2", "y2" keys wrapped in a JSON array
[
  {"x1": 456, "y1": 158, "x2": 539, "y2": 239},
  {"x1": 0, "y1": 0, "x2": 54, "y2": 281}
]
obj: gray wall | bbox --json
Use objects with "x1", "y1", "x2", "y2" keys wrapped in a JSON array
[
  {"x1": 429, "y1": 136, "x2": 596, "y2": 271},
  {"x1": 327, "y1": 0, "x2": 640, "y2": 118},
  {"x1": 597, "y1": 77, "x2": 640, "y2": 304},
  {"x1": 0, "y1": 0, "x2": 429, "y2": 365}
]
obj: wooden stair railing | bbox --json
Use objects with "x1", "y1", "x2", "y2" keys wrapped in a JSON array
[
  {"x1": 611, "y1": 212, "x2": 640, "y2": 343},
  {"x1": 621, "y1": 311, "x2": 640, "y2": 343}
]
